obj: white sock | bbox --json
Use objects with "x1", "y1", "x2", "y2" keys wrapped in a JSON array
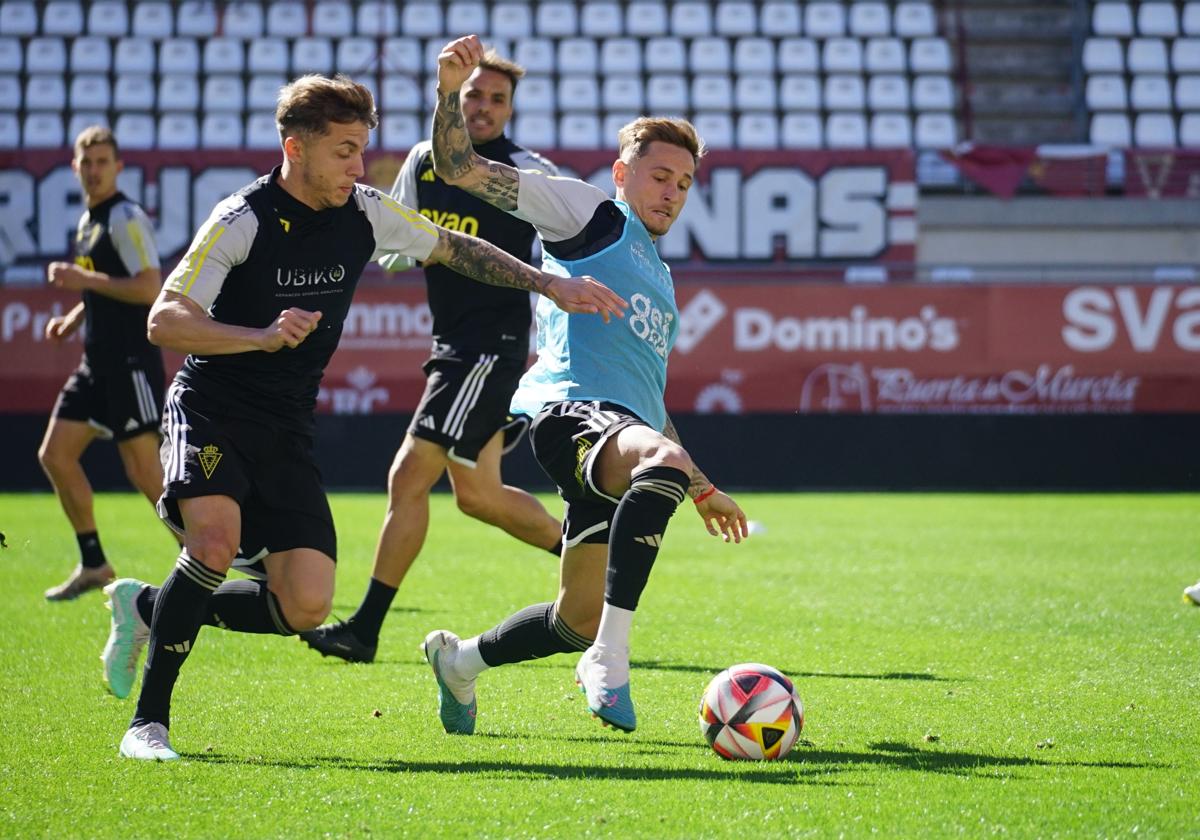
[
  {"x1": 593, "y1": 603, "x2": 634, "y2": 654},
  {"x1": 454, "y1": 635, "x2": 490, "y2": 681}
]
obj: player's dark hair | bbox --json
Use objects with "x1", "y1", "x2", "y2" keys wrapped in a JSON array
[
  {"x1": 74, "y1": 125, "x2": 119, "y2": 159},
  {"x1": 276, "y1": 74, "x2": 379, "y2": 142},
  {"x1": 478, "y1": 48, "x2": 526, "y2": 96},
  {"x1": 617, "y1": 117, "x2": 707, "y2": 165}
]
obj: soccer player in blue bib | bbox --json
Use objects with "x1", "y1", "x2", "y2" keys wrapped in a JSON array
[{"x1": 421, "y1": 35, "x2": 749, "y2": 734}]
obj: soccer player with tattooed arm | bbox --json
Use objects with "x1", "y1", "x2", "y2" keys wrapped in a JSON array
[
  {"x1": 420, "y1": 35, "x2": 750, "y2": 735},
  {"x1": 97, "y1": 73, "x2": 625, "y2": 761}
]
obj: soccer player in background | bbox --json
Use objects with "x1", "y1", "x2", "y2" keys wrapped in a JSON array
[
  {"x1": 39, "y1": 126, "x2": 168, "y2": 601},
  {"x1": 98, "y1": 74, "x2": 625, "y2": 761},
  {"x1": 301, "y1": 50, "x2": 564, "y2": 664},
  {"x1": 420, "y1": 36, "x2": 749, "y2": 735}
]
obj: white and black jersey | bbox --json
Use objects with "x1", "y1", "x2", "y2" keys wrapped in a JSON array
[
  {"x1": 163, "y1": 167, "x2": 439, "y2": 434},
  {"x1": 380, "y1": 135, "x2": 556, "y2": 359}
]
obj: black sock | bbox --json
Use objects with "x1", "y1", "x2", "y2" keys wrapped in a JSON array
[
  {"x1": 135, "y1": 581, "x2": 295, "y2": 635},
  {"x1": 346, "y1": 577, "x2": 397, "y2": 646},
  {"x1": 77, "y1": 531, "x2": 106, "y2": 569},
  {"x1": 478, "y1": 602, "x2": 592, "y2": 667},
  {"x1": 546, "y1": 537, "x2": 563, "y2": 557},
  {"x1": 132, "y1": 552, "x2": 224, "y2": 729},
  {"x1": 605, "y1": 466, "x2": 689, "y2": 610}
]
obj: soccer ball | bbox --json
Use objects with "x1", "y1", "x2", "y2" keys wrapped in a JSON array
[{"x1": 698, "y1": 663, "x2": 804, "y2": 760}]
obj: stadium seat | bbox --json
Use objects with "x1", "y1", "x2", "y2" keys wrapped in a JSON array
[
  {"x1": 912, "y1": 75, "x2": 954, "y2": 110},
  {"x1": 159, "y1": 39, "x2": 200, "y2": 75},
  {"x1": 868, "y1": 75, "x2": 909, "y2": 110},
  {"x1": 158, "y1": 75, "x2": 200, "y2": 111},
  {"x1": 850, "y1": 2, "x2": 891, "y2": 37},
  {"x1": 382, "y1": 38, "x2": 421, "y2": 73},
  {"x1": 734, "y1": 38, "x2": 775, "y2": 74},
  {"x1": 132, "y1": 3, "x2": 173, "y2": 38},
  {"x1": 114, "y1": 113, "x2": 155, "y2": 149},
  {"x1": 491, "y1": 5, "x2": 533, "y2": 39},
  {"x1": 515, "y1": 76, "x2": 554, "y2": 112},
  {"x1": 378, "y1": 113, "x2": 418, "y2": 151},
  {"x1": 760, "y1": 2, "x2": 802, "y2": 36},
  {"x1": 870, "y1": 112, "x2": 913, "y2": 147},
  {"x1": 249, "y1": 38, "x2": 289, "y2": 74},
  {"x1": 599, "y1": 38, "x2": 640, "y2": 75},
  {"x1": 26, "y1": 75, "x2": 66, "y2": 111},
  {"x1": 115, "y1": 38, "x2": 155, "y2": 74},
  {"x1": 514, "y1": 113, "x2": 555, "y2": 148},
  {"x1": 1177, "y1": 76, "x2": 1200, "y2": 108},
  {"x1": 447, "y1": 2, "x2": 488, "y2": 36},
  {"x1": 114, "y1": 75, "x2": 155, "y2": 110},
  {"x1": 558, "y1": 38, "x2": 598, "y2": 75},
  {"x1": 826, "y1": 113, "x2": 868, "y2": 148},
  {"x1": 69, "y1": 74, "x2": 110, "y2": 110},
  {"x1": 1174, "y1": 39, "x2": 1200, "y2": 72},
  {"x1": 24, "y1": 113, "x2": 65, "y2": 148},
  {"x1": 866, "y1": 38, "x2": 907, "y2": 73},
  {"x1": 910, "y1": 38, "x2": 953, "y2": 73},
  {"x1": 26, "y1": 38, "x2": 68, "y2": 74},
  {"x1": 645, "y1": 37, "x2": 686, "y2": 73},
  {"x1": 381, "y1": 75, "x2": 420, "y2": 110},
  {"x1": 715, "y1": 1, "x2": 757, "y2": 37},
  {"x1": 915, "y1": 112, "x2": 957, "y2": 147},
  {"x1": 1180, "y1": 113, "x2": 1200, "y2": 144},
  {"x1": 602, "y1": 76, "x2": 644, "y2": 111},
  {"x1": 203, "y1": 75, "x2": 245, "y2": 112},
  {"x1": 559, "y1": 113, "x2": 601, "y2": 148},
  {"x1": 0, "y1": 113, "x2": 22, "y2": 147},
  {"x1": 360, "y1": 2, "x2": 400, "y2": 36},
  {"x1": 71, "y1": 36, "x2": 112, "y2": 73},
  {"x1": 825, "y1": 75, "x2": 866, "y2": 110},
  {"x1": 222, "y1": 2, "x2": 264, "y2": 38},
  {"x1": 0, "y1": 2, "x2": 37, "y2": 36},
  {"x1": 201, "y1": 113, "x2": 243, "y2": 148},
  {"x1": 203, "y1": 38, "x2": 244, "y2": 74},
  {"x1": 0, "y1": 38, "x2": 19, "y2": 73},
  {"x1": 1128, "y1": 38, "x2": 1169, "y2": 73},
  {"x1": 43, "y1": 2, "x2": 85, "y2": 36},
  {"x1": 580, "y1": 3, "x2": 622, "y2": 37},
  {"x1": 694, "y1": 113, "x2": 734, "y2": 148},
  {"x1": 1090, "y1": 112, "x2": 1132, "y2": 146},
  {"x1": 781, "y1": 74, "x2": 822, "y2": 109},
  {"x1": 690, "y1": 38, "x2": 731, "y2": 73},
  {"x1": 538, "y1": 2, "x2": 578, "y2": 37},
  {"x1": 602, "y1": 112, "x2": 637, "y2": 144},
  {"x1": 1131, "y1": 75, "x2": 1172, "y2": 110},
  {"x1": 737, "y1": 113, "x2": 778, "y2": 148},
  {"x1": 1134, "y1": 112, "x2": 1176, "y2": 145},
  {"x1": 1138, "y1": 3, "x2": 1179, "y2": 36},
  {"x1": 266, "y1": 2, "x2": 306, "y2": 37},
  {"x1": 782, "y1": 113, "x2": 823, "y2": 148},
  {"x1": 691, "y1": 75, "x2": 733, "y2": 111},
  {"x1": 335, "y1": 38, "x2": 376, "y2": 74},
  {"x1": 1086, "y1": 75, "x2": 1128, "y2": 110},
  {"x1": 177, "y1": 1, "x2": 219, "y2": 37},
  {"x1": 422, "y1": 38, "x2": 446, "y2": 72},
  {"x1": 895, "y1": 2, "x2": 937, "y2": 37},
  {"x1": 248, "y1": 74, "x2": 285, "y2": 110},
  {"x1": 646, "y1": 75, "x2": 688, "y2": 111},
  {"x1": 0, "y1": 76, "x2": 20, "y2": 110},
  {"x1": 246, "y1": 112, "x2": 281, "y2": 149},
  {"x1": 672, "y1": 2, "x2": 712, "y2": 37},
  {"x1": 1083, "y1": 38, "x2": 1124, "y2": 73},
  {"x1": 1093, "y1": 2, "x2": 1134, "y2": 37},
  {"x1": 68, "y1": 111, "x2": 108, "y2": 140},
  {"x1": 779, "y1": 39, "x2": 819, "y2": 73},
  {"x1": 823, "y1": 38, "x2": 864, "y2": 73},
  {"x1": 293, "y1": 38, "x2": 334, "y2": 75},
  {"x1": 735, "y1": 75, "x2": 776, "y2": 110},
  {"x1": 806, "y1": 3, "x2": 846, "y2": 38},
  {"x1": 558, "y1": 76, "x2": 600, "y2": 111},
  {"x1": 512, "y1": 38, "x2": 552, "y2": 74},
  {"x1": 87, "y1": 0, "x2": 128, "y2": 36},
  {"x1": 626, "y1": 2, "x2": 669, "y2": 37},
  {"x1": 313, "y1": 1, "x2": 354, "y2": 37},
  {"x1": 1186, "y1": 3, "x2": 1200, "y2": 35}
]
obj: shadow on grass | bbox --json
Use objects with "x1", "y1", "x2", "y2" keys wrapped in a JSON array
[{"x1": 632, "y1": 661, "x2": 951, "y2": 682}]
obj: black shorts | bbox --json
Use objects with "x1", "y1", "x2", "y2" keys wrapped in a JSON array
[
  {"x1": 529, "y1": 400, "x2": 650, "y2": 547},
  {"x1": 157, "y1": 381, "x2": 337, "y2": 563},
  {"x1": 51, "y1": 356, "x2": 165, "y2": 442},
  {"x1": 408, "y1": 348, "x2": 529, "y2": 467}
]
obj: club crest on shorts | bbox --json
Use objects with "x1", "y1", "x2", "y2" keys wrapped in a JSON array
[{"x1": 198, "y1": 444, "x2": 223, "y2": 479}]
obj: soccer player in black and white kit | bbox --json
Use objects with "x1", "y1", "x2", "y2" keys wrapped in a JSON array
[
  {"x1": 97, "y1": 75, "x2": 625, "y2": 761},
  {"x1": 39, "y1": 126, "x2": 168, "y2": 601},
  {"x1": 301, "y1": 50, "x2": 565, "y2": 663}
]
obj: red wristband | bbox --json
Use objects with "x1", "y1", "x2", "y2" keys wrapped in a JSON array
[{"x1": 693, "y1": 486, "x2": 718, "y2": 504}]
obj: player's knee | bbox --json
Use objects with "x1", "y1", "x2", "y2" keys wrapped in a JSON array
[
  {"x1": 279, "y1": 588, "x2": 331, "y2": 630},
  {"x1": 453, "y1": 484, "x2": 492, "y2": 521},
  {"x1": 640, "y1": 441, "x2": 692, "y2": 477},
  {"x1": 184, "y1": 529, "x2": 237, "y2": 571},
  {"x1": 37, "y1": 442, "x2": 70, "y2": 476}
]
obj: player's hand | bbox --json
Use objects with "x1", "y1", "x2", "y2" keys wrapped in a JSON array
[
  {"x1": 696, "y1": 491, "x2": 749, "y2": 544},
  {"x1": 437, "y1": 35, "x2": 484, "y2": 94},
  {"x1": 44, "y1": 315, "x2": 74, "y2": 342},
  {"x1": 47, "y1": 261, "x2": 88, "y2": 291},
  {"x1": 260, "y1": 308, "x2": 322, "y2": 352},
  {"x1": 544, "y1": 274, "x2": 628, "y2": 323}
]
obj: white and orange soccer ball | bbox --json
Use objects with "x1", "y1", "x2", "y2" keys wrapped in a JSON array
[{"x1": 698, "y1": 663, "x2": 804, "y2": 760}]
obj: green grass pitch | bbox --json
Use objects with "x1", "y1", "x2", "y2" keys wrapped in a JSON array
[{"x1": 1, "y1": 491, "x2": 1197, "y2": 838}]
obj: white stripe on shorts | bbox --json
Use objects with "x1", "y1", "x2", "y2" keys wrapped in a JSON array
[
  {"x1": 131, "y1": 369, "x2": 156, "y2": 424},
  {"x1": 441, "y1": 353, "x2": 497, "y2": 441},
  {"x1": 164, "y1": 382, "x2": 187, "y2": 484}
]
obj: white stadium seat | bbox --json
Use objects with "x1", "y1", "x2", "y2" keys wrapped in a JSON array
[
  {"x1": 26, "y1": 38, "x2": 68, "y2": 74},
  {"x1": 159, "y1": 38, "x2": 200, "y2": 75},
  {"x1": 1093, "y1": 2, "x2": 1134, "y2": 36},
  {"x1": 895, "y1": 2, "x2": 937, "y2": 37},
  {"x1": 1083, "y1": 38, "x2": 1124, "y2": 73},
  {"x1": 1086, "y1": 75, "x2": 1128, "y2": 110},
  {"x1": 1128, "y1": 38, "x2": 1169, "y2": 73},
  {"x1": 69, "y1": 74, "x2": 110, "y2": 110},
  {"x1": 115, "y1": 38, "x2": 154, "y2": 74},
  {"x1": 423, "y1": 38, "x2": 447, "y2": 73},
  {"x1": 158, "y1": 75, "x2": 200, "y2": 111},
  {"x1": 0, "y1": 39, "x2": 20, "y2": 73},
  {"x1": 515, "y1": 75, "x2": 555, "y2": 112},
  {"x1": 382, "y1": 38, "x2": 421, "y2": 73},
  {"x1": 491, "y1": 4, "x2": 533, "y2": 39},
  {"x1": 781, "y1": 74, "x2": 822, "y2": 110},
  {"x1": 0, "y1": 76, "x2": 20, "y2": 109},
  {"x1": 915, "y1": 112, "x2": 957, "y2": 147},
  {"x1": 912, "y1": 75, "x2": 954, "y2": 110},
  {"x1": 1090, "y1": 112, "x2": 1132, "y2": 145},
  {"x1": 114, "y1": 113, "x2": 155, "y2": 149},
  {"x1": 359, "y1": 2, "x2": 400, "y2": 36},
  {"x1": 735, "y1": 75, "x2": 776, "y2": 110},
  {"x1": 1186, "y1": 3, "x2": 1200, "y2": 35},
  {"x1": 580, "y1": 3, "x2": 622, "y2": 37},
  {"x1": 513, "y1": 113, "x2": 555, "y2": 148},
  {"x1": 248, "y1": 74, "x2": 285, "y2": 110},
  {"x1": 806, "y1": 3, "x2": 846, "y2": 38},
  {"x1": 1131, "y1": 75, "x2": 1172, "y2": 110},
  {"x1": 26, "y1": 75, "x2": 66, "y2": 111},
  {"x1": 715, "y1": 1, "x2": 757, "y2": 37},
  {"x1": 381, "y1": 75, "x2": 421, "y2": 110},
  {"x1": 68, "y1": 112, "x2": 108, "y2": 141},
  {"x1": 734, "y1": 37, "x2": 775, "y2": 74},
  {"x1": 204, "y1": 38, "x2": 244, "y2": 74},
  {"x1": 87, "y1": 0, "x2": 128, "y2": 36},
  {"x1": 866, "y1": 38, "x2": 907, "y2": 73},
  {"x1": 223, "y1": 2, "x2": 265, "y2": 39},
  {"x1": 672, "y1": 2, "x2": 712, "y2": 37},
  {"x1": 292, "y1": 38, "x2": 334, "y2": 75},
  {"x1": 0, "y1": 2, "x2": 38, "y2": 37},
  {"x1": 514, "y1": 39, "x2": 554, "y2": 74},
  {"x1": 1177, "y1": 76, "x2": 1200, "y2": 109},
  {"x1": 645, "y1": 37, "x2": 686, "y2": 73},
  {"x1": 336, "y1": 38, "x2": 376, "y2": 74},
  {"x1": 114, "y1": 75, "x2": 155, "y2": 110},
  {"x1": 760, "y1": 2, "x2": 802, "y2": 36},
  {"x1": 249, "y1": 38, "x2": 289, "y2": 74},
  {"x1": 823, "y1": 38, "x2": 864, "y2": 73},
  {"x1": 826, "y1": 113, "x2": 868, "y2": 148},
  {"x1": 910, "y1": 38, "x2": 953, "y2": 73},
  {"x1": 558, "y1": 76, "x2": 600, "y2": 111},
  {"x1": 381, "y1": 113, "x2": 421, "y2": 151},
  {"x1": 558, "y1": 37, "x2": 598, "y2": 75},
  {"x1": 825, "y1": 75, "x2": 866, "y2": 110},
  {"x1": 737, "y1": 113, "x2": 778, "y2": 148},
  {"x1": 1173, "y1": 39, "x2": 1200, "y2": 72},
  {"x1": 1138, "y1": 3, "x2": 1179, "y2": 37},
  {"x1": 132, "y1": 2, "x2": 173, "y2": 38},
  {"x1": 559, "y1": 113, "x2": 601, "y2": 149},
  {"x1": 313, "y1": 1, "x2": 354, "y2": 37},
  {"x1": 538, "y1": 2, "x2": 578, "y2": 37},
  {"x1": 601, "y1": 39, "x2": 641, "y2": 74},
  {"x1": 871, "y1": 113, "x2": 913, "y2": 148},
  {"x1": 201, "y1": 113, "x2": 243, "y2": 148},
  {"x1": 602, "y1": 76, "x2": 644, "y2": 111},
  {"x1": 782, "y1": 113, "x2": 823, "y2": 148},
  {"x1": 24, "y1": 113, "x2": 65, "y2": 148},
  {"x1": 266, "y1": 2, "x2": 306, "y2": 37},
  {"x1": 868, "y1": 75, "x2": 910, "y2": 110},
  {"x1": 177, "y1": 1, "x2": 218, "y2": 37},
  {"x1": 71, "y1": 37, "x2": 112, "y2": 73},
  {"x1": 691, "y1": 75, "x2": 733, "y2": 111},
  {"x1": 203, "y1": 76, "x2": 245, "y2": 112},
  {"x1": 1134, "y1": 113, "x2": 1176, "y2": 145},
  {"x1": 779, "y1": 39, "x2": 819, "y2": 73},
  {"x1": 447, "y1": 2, "x2": 488, "y2": 36},
  {"x1": 626, "y1": 2, "x2": 668, "y2": 37},
  {"x1": 602, "y1": 112, "x2": 637, "y2": 145},
  {"x1": 850, "y1": 2, "x2": 891, "y2": 37},
  {"x1": 646, "y1": 75, "x2": 688, "y2": 111},
  {"x1": 690, "y1": 38, "x2": 731, "y2": 73},
  {"x1": 246, "y1": 113, "x2": 281, "y2": 149},
  {"x1": 1179, "y1": 113, "x2": 1200, "y2": 144},
  {"x1": 43, "y1": 1, "x2": 85, "y2": 37},
  {"x1": 694, "y1": 113, "x2": 734, "y2": 148}
]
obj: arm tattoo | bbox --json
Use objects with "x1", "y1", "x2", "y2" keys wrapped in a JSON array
[
  {"x1": 663, "y1": 414, "x2": 713, "y2": 498},
  {"x1": 437, "y1": 228, "x2": 551, "y2": 296},
  {"x1": 432, "y1": 89, "x2": 521, "y2": 211}
]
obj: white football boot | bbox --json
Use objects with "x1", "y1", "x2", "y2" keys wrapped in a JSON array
[
  {"x1": 1184, "y1": 581, "x2": 1200, "y2": 606},
  {"x1": 119, "y1": 722, "x2": 180, "y2": 761},
  {"x1": 101, "y1": 579, "x2": 151, "y2": 699}
]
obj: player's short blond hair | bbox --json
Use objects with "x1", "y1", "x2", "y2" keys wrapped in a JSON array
[
  {"x1": 617, "y1": 117, "x2": 706, "y2": 165},
  {"x1": 276, "y1": 74, "x2": 379, "y2": 141},
  {"x1": 74, "y1": 125, "x2": 119, "y2": 158},
  {"x1": 478, "y1": 48, "x2": 526, "y2": 96}
]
